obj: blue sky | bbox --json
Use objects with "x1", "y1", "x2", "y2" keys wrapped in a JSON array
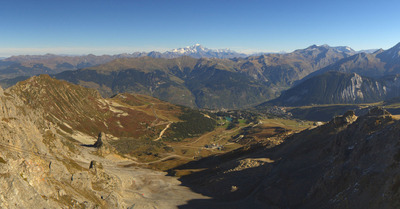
[{"x1": 0, "y1": 0, "x2": 399, "y2": 56}]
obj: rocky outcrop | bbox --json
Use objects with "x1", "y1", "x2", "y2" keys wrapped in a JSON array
[
  {"x1": 368, "y1": 106, "x2": 390, "y2": 116},
  {"x1": 93, "y1": 132, "x2": 115, "y2": 156},
  {"x1": 328, "y1": 110, "x2": 357, "y2": 128},
  {"x1": 93, "y1": 132, "x2": 103, "y2": 148}
]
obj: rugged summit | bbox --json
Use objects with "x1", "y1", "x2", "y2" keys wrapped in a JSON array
[{"x1": 303, "y1": 42, "x2": 400, "y2": 80}]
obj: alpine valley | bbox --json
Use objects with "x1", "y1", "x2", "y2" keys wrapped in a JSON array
[{"x1": 2, "y1": 42, "x2": 400, "y2": 209}]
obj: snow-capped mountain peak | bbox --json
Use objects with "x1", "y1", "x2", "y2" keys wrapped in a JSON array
[
  {"x1": 167, "y1": 44, "x2": 246, "y2": 58},
  {"x1": 171, "y1": 44, "x2": 209, "y2": 54},
  {"x1": 332, "y1": 46, "x2": 355, "y2": 53}
]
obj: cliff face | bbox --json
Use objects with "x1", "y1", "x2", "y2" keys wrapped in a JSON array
[
  {"x1": 0, "y1": 86, "x2": 51, "y2": 207},
  {"x1": 178, "y1": 108, "x2": 400, "y2": 209}
]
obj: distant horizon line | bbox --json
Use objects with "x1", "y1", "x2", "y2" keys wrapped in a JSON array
[
  {"x1": 0, "y1": 43, "x2": 384, "y2": 58},
  {"x1": 0, "y1": 45, "x2": 284, "y2": 57}
]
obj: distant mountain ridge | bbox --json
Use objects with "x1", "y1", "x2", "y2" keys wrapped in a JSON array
[
  {"x1": 302, "y1": 42, "x2": 400, "y2": 81},
  {"x1": 264, "y1": 71, "x2": 400, "y2": 106},
  {"x1": 260, "y1": 42, "x2": 400, "y2": 107},
  {"x1": 54, "y1": 56, "x2": 275, "y2": 109},
  {"x1": 311, "y1": 44, "x2": 356, "y2": 54},
  {"x1": 53, "y1": 44, "x2": 356, "y2": 109},
  {"x1": 0, "y1": 43, "x2": 386, "y2": 109},
  {"x1": 0, "y1": 44, "x2": 247, "y2": 80},
  {"x1": 0, "y1": 44, "x2": 360, "y2": 81}
]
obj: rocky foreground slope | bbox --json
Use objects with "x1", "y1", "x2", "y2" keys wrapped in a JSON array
[
  {"x1": 0, "y1": 75, "x2": 212, "y2": 208},
  {"x1": 177, "y1": 108, "x2": 400, "y2": 209}
]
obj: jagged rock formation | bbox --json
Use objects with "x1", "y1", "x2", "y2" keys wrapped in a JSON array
[
  {"x1": 93, "y1": 132, "x2": 103, "y2": 148},
  {"x1": 94, "y1": 132, "x2": 115, "y2": 156},
  {"x1": 328, "y1": 110, "x2": 357, "y2": 128}
]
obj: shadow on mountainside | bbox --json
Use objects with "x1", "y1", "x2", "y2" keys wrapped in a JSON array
[
  {"x1": 176, "y1": 108, "x2": 400, "y2": 209},
  {"x1": 172, "y1": 143, "x2": 284, "y2": 209}
]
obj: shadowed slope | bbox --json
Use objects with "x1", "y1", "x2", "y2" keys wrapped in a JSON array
[{"x1": 177, "y1": 108, "x2": 400, "y2": 209}]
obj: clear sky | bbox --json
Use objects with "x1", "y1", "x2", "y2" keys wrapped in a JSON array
[{"x1": 1, "y1": 0, "x2": 399, "y2": 56}]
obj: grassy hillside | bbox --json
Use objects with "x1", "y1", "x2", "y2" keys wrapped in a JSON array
[{"x1": 9, "y1": 75, "x2": 228, "y2": 164}]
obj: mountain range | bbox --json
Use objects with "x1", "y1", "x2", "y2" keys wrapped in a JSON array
[
  {"x1": 0, "y1": 43, "x2": 398, "y2": 109},
  {"x1": 3, "y1": 54, "x2": 400, "y2": 208},
  {"x1": 302, "y1": 43, "x2": 400, "y2": 80},
  {"x1": 266, "y1": 42, "x2": 400, "y2": 106},
  {"x1": 53, "y1": 56, "x2": 274, "y2": 109},
  {"x1": 48, "y1": 44, "x2": 356, "y2": 109},
  {"x1": 2, "y1": 41, "x2": 400, "y2": 208},
  {"x1": 0, "y1": 43, "x2": 357, "y2": 81},
  {"x1": 0, "y1": 44, "x2": 247, "y2": 80}
]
